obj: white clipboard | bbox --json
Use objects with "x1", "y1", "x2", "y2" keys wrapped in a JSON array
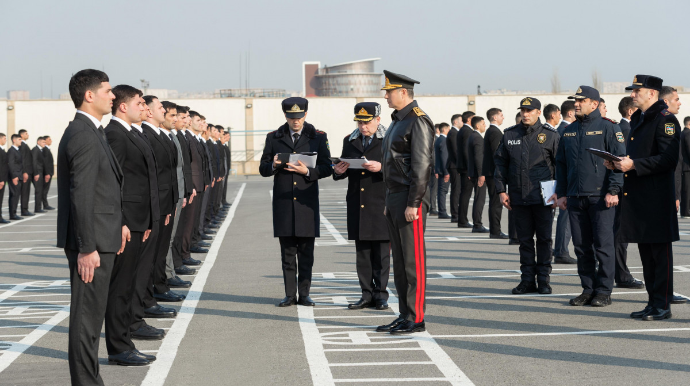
[
  {"x1": 540, "y1": 180, "x2": 556, "y2": 206},
  {"x1": 338, "y1": 157, "x2": 369, "y2": 169},
  {"x1": 288, "y1": 153, "x2": 317, "y2": 168}
]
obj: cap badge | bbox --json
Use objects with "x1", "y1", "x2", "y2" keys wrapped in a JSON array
[
  {"x1": 537, "y1": 133, "x2": 546, "y2": 144},
  {"x1": 357, "y1": 107, "x2": 371, "y2": 116},
  {"x1": 577, "y1": 87, "x2": 582, "y2": 93},
  {"x1": 522, "y1": 98, "x2": 532, "y2": 106},
  {"x1": 290, "y1": 104, "x2": 301, "y2": 112},
  {"x1": 634, "y1": 76, "x2": 637, "y2": 83}
]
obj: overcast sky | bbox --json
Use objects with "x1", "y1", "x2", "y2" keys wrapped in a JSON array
[{"x1": 2, "y1": 0, "x2": 689, "y2": 98}]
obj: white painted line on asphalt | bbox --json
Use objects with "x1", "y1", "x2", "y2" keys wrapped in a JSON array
[
  {"x1": 0, "y1": 239, "x2": 57, "y2": 243},
  {"x1": 0, "y1": 325, "x2": 41, "y2": 329},
  {"x1": 431, "y1": 327, "x2": 690, "y2": 339},
  {"x1": 329, "y1": 361, "x2": 435, "y2": 367},
  {"x1": 8, "y1": 294, "x2": 70, "y2": 298},
  {"x1": 0, "y1": 231, "x2": 54, "y2": 234},
  {"x1": 0, "y1": 301, "x2": 69, "y2": 306},
  {"x1": 0, "y1": 214, "x2": 47, "y2": 229},
  {"x1": 334, "y1": 377, "x2": 449, "y2": 383},
  {"x1": 298, "y1": 305, "x2": 336, "y2": 385},
  {"x1": 323, "y1": 347, "x2": 424, "y2": 352},
  {"x1": 141, "y1": 183, "x2": 245, "y2": 386},
  {"x1": 0, "y1": 315, "x2": 56, "y2": 320},
  {"x1": 313, "y1": 315, "x2": 393, "y2": 319},
  {"x1": 427, "y1": 291, "x2": 647, "y2": 300},
  {"x1": 0, "y1": 335, "x2": 28, "y2": 338},
  {"x1": 0, "y1": 282, "x2": 34, "y2": 302},
  {"x1": 319, "y1": 214, "x2": 348, "y2": 245}
]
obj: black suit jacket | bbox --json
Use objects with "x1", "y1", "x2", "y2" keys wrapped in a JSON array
[
  {"x1": 215, "y1": 142, "x2": 226, "y2": 177},
  {"x1": 456, "y1": 125, "x2": 473, "y2": 173},
  {"x1": 557, "y1": 120, "x2": 570, "y2": 136},
  {"x1": 32, "y1": 146, "x2": 45, "y2": 177},
  {"x1": 482, "y1": 125, "x2": 503, "y2": 177},
  {"x1": 206, "y1": 139, "x2": 219, "y2": 179},
  {"x1": 43, "y1": 146, "x2": 54, "y2": 176},
  {"x1": 467, "y1": 130, "x2": 483, "y2": 179},
  {"x1": 434, "y1": 135, "x2": 448, "y2": 175},
  {"x1": 176, "y1": 131, "x2": 194, "y2": 196},
  {"x1": 57, "y1": 113, "x2": 123, "y2": 253},
  {"x1": 8, "y1": 147, "x2": 22, "y2": 180},
  {"x1": 185, "y1": 131, "x2": 206, "y2": 191},
  {"x1": 105, "y1": 120, "x2": 160, "y2": 232},
  {"x1": 19, "y1": 141, "x2": 33, "y2": 175},
  {"x1": 201, "y1": 139, "x2": 214, "y2": 184},
  {"x1": 446, "y1": 127, "x2": 459, "y2": 170},
  {"x1": 0, "y1": 147, "x2": 7, "y2": 183},
  {"x1": 681, "y1": 127, "x2": 690, "y2": 173},
  {"x1": 142, "y1": 123, "x2": 176, "y2": 215},
  {"x1": 224, "y1": 144, "x2": 232, "y2": 174}
]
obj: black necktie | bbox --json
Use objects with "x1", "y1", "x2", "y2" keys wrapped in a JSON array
[
  {"x1": 363, "y1": 136, "x2": 371, "y2": 150},
  {"x1": 97, "y1": 126, "x2": 106, "y2": 141},
  {"x1": 293, "y1": 133, "x2": 300, "y2": 144},
  {"x1": 169, "y1": 133, "x2": 174, "y2": 141}
]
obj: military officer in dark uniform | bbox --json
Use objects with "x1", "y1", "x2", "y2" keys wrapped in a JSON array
[
  {"x1": 554, "y1": 86, "x2": 626, "y2": 308},
  {"x1": 494, "y1": 98, "x2": 559, "y2": 295},
  {"x1": 259, "y1": 97, "x2": 332, "y2": 307},
  {"x1": 609, "y1": 75, "x2": 680, "y2": 321},
  {"x1": 377, "y1": 70, "x2": 434, "y2": 334},
  {"x1": 333, "y1": 102, "x2": 390, "y2": 311}
]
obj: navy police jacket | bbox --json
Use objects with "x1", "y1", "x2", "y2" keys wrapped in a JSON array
[{"x1": 555, "y1": 109, "x2": 625, "y2": 198}]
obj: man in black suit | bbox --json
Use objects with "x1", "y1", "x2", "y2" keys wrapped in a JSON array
[
  {"x1": 483, "y1": 108, "x2": 508, "y2": 238},
  {"x1": 446, "y1": 114, "x2": 462, "y2": 222},
  {"x1": 428, "y1": 124, "x2": 440, "y2": 215},
  {"x1": 0, "y1": 133, "x2": 8, "y2": 223},
  {"x1": 7, "y1": 134, "x2": 23, "y2": 220},
  {"x1": 434, "y1": 123, "x2": 451, "y2": 218},
  {"x1": 259, "y1": 97, "x2": 332, "y2": 307},
  {"x1": 185, "y1": 112, "x2": 209, "y2": 258},
  {"x1": 221, "y1": 130, "x2": 232, "y2": 207},
  {"x1": 203, "y1": 124, "x2": 221, "y2": 229},
  {"x1": 104, "y1": 85, "x2": 162, "y2": 366},
  {"x1": 467, "y1": 116, "x2": 488, "y2": 233},
  {"x1": 18, "y1": 129, "x2": 36, "y2": 217},
  {"x1": 58, "y1": 69, "x2": 128, "y2": 384},
  {"x1": 457, "y1": 111, "x2": 475, "y2": 228},
  {"x1": 41, "y1": 135, "x2": 55, "y2": 210},
  {"x1": 212, "y1": 125, "x2": 226, "y2": 217},
  {"x1": 31, "y1": 137, "x2": 46, "y2": 213},
  {"x1": 680, "y1": 115, "x2": 690, "y2": 218}
]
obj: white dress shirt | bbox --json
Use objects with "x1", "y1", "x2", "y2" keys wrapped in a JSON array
[{"x1": 77, "y1": 110, "x2": 103, "y2": 129}]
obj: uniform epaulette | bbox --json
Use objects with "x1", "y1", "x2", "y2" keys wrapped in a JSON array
[
  {"x1": 504, "y1": 124, "x2": 518, "y2": 131},
  {"x1": 268, "y1": 130, "x2": 277, "y2": 135},
  {"x1": 412, "y1": 107, "x2": 426, "y2": 117},
  {"x1": 315, "y1": 130, "x2": 326, "y2": 134},
  {"x1": 542, "y1": 125, "x2": 557, "y2": 133},
  {"x1": 661, "y1": 109, "x2": 672, "y2": 116},
  {"x1": 602, "y1": 117, "x2": 618, "y2": 124}
]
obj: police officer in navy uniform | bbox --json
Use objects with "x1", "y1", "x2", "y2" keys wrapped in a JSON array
[
  {"x1": 259, "y1": 97, "x2": 332, "y2": 307},
  {"x1": 333, "y1": 102, "x2": 390, "y2": 311},
  {"x1": 494, "y1": 97, "x2": 559, "y2": 295},
  {"x1": 554, "y1": 86, "x2": 626, "y2": 308},
  {"x1": 609, "y1": 75, "x2": 680, "y2": 321},
  {"x1": 377, "y1": 70, "x2": 434, "y2": 334}
]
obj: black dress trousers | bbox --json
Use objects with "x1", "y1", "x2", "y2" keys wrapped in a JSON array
[
  {"x1": 448, "y1": 169, "x2": 461, "y2": 219},
  {"x1": 151, "y1": 214, "x2": 174, "y2": 296},
  {"x1": 638, "y1": 243, "x2": 673, "y2": 309},
  {"x1": 470, "y1": 177, "x2": 487, "y2": 227},
  {"x1": 681, "y1": 172, "x2": 690, "y2": 217},
  {"x1": 20, "y1": 175, "x2": 31, "y2": 212},
  {"x1": 613, "y1": 203, "x2": 632, "y2": 284},
  {"x1": 457, "y1": 172, "x2": 473, "y2": 226},
  {"x1": 42, "y1": 177, "x2": 52, "y2": 207},
  {"x1": 512, "y1": 204, "x2": 553, "y2": 283},
  {"x1": 485, "y1": 177, "x2": 503, "y2": 235},
  {"x1": 130, "y1": 222, "x2": 160, "y2": 331},
  {"x1": 33, "y1": 177, "x2": 44, "y2": 212},
  {"x1": 355, "y1": 240, "x2": 390, "y2": 301},
  {"x1": 279, "y1": 236, "x2": 315, "y2": 298},
  {"x1": 9, "y1": 180, "x2": 21, "y2": 217},
  {"x1": 0, "y1": 184, "x2": 5, "y2": 219}
]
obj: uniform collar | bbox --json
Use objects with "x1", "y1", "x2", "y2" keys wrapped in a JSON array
[
  {"x1": 142, "y1": 121, "x2": 161, "y2": 135},
  {"x1": 77, "y1": 110, "x2": 103, "y2": 129},
  {"x1": 348, "y1": 124, "x2": 386, "y2": 141},
  {"x1": 111, "y1": 116, "x2": 132, "y2": 131},
  {"x1": 391, "y1": 100, "x2": 418, "y2": 122}
]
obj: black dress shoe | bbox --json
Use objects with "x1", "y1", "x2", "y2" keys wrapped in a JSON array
[
  {"x1": 458, "y1": 223, "x2": 474, "y2": 228},
  {"x1": 204, "y1": 229, "x2": 217, "y2": 234},
  {"x1": 154, "y1": 291, "x2": 184, "y2": 303},
  {"x1": 175, "y1": 265, "x2": 197, "y2": 275},
  {"x1": 450, "y1": 217, "x2": 458, "y2": 223},
  {"x1": 537, "y1": 282, "x2": 552, "y2": 294},
  {"x1": 278, "y1": 296, "x2": 297, "y2": 307},
  {"x1": 183, "y1": 257, "x2": 202, "y2": 266},
  {"x1": 490, "y1": 232, "x2": 509, "y2": 239},
  {"x1": 167, "y1": 276, "x2": 191, "y2": 288},
  {"x1": 554, "y1": 255, "x2": 577, "y2": 264},
  {"x1": 298, "y1": 296, "x2": 316, "y2": 306},
  {"x1": 630, "y1": 305, "x2": 654, "y2": 318},
  {"x1": 145, "y1": 304, "x2": 178, "y2": 318},
  {"x1": 34, "y1": 209, "x2": 47, "y2": 213},
  {"x1": 21, "y1": 211, "x2": 34, "y2": 216},
  {"x1": 108, "y1": 350, "x2": 149, "y2": 366},
  {"x1": 375, "y1": 300, "x2": 389, "y2": 310},
  {"x1": 509, "y1": 238, "x2": 520, "y2": 245},
  {"x1": 134, "y1": 349, "x2": 156, "y2": 362},
  {"x1": 9, "y1": 215, "x2": 23, "y2": 220},
  {"x1": 438, "y1": 213, "x2": 451, "y2": 219},
  {"x1": 671, "y1": 295, "x2": 687, "y2": 304},
  {"x1": 208, "y1": 224, "x2": 220, "y2": 229},
  {"x1": 591, "y1": 294, "x2": 612, "y2": 307},
  {"x1": 348, "y1": 298, "x2": 372, "y2": 309},
  {"x1": 189, "y1": 246, "x2": 208, "y2": 254},
  {"x1": 44, "y1": 206, "x2": 55, "y2": 210},
  {"x1": 0, "y1": 218, "x2": 9, "y2": 224},
  {"x1": 196, "y1": 241, "x2": 211, "y2": 247},
  {"x1": 617, "y1": 278, "x2": 645, "y2": 289},
  {"x1": 376, "y1": 317, "x2": 406, "y2": 332},
  {"x1": 429, "y1": 210, "x2": 439, "y2": 215},
  {"x1": 131, "y1": 325, "x2": 165, "y2": 340},
  {"x1": 569, "y1": 292, "x2": 593, "y2": 306},
  {"x1": 390, "y1": 320, "x2": 426, "y2": 334},
  {"x1": 201, "y1": 234, "x2": 213, "y2": 240},
  {"x1": 211, "y1": 221, "x2": 221, "y2": 225},
  {"x1": 472, "y1": 225, "x2": 490, "y2": 233},
  {"x1": 642, "y1": 308, "x2": 672, "y2": 321},
  {"x1": 512, "y1": 281, "x2": 538, "y2": 294}
]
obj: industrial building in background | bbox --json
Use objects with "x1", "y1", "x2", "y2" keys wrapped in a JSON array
[{"x1": 303, "y1": 58, "x2": 382, "y2": 97}]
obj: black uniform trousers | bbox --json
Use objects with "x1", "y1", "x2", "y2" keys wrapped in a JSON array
[
  {"x1": 66, "y1": 248, "x2": 114, "y2": 386},
  {"x1": 638, "y1": 243, "x2": 673, "y2": 310},
  {"x1": 204, "y1": 185, "x2": 215, "y2": 226},
  {"x1": 553, "y1": 208, "x2": 571, "y2": 258},
  {"x1": 191, "y1": 190, "x2": 205, "y2": 246},
  {"x1": 469, "y1": 177, "x2": 487, "y2": 227},
  {"x1": 428, "y1": 174, "x2": 438, "y2": 212},
  {"x1": 568, "y1": 196, "x2": 616, "y2": 295},
  {"x1": 33, "y1": 177, "x2": 44, "y2": 212},
  {"x1": 355, "y1": 240, "x2": 390, "y2": 301},
  {"x1": 512, "y1": 204, "x2": 553, "y2": 283},
  {"x1": 9, "y1": 180, "x2": 21, "y2": 217},
  {"x1": 20, "y1": 175, "x2": 30, "y2": 212},
  {"x1": 42, "y1": 176, "x2": 52, "y2": 208},
  {"x1": 105, "y1": 231, "x2": 143, "y2": 355},
  {"x1": 613, "y1": 203, "x2": 633, "y2": 284},
  {"x1": 173, "y1": 193, "x2": 200, "y2": 263},
  {"x1": 151, "y1": 214, "x2": 174, "y2": 296},
  {"x1": 279, "y1": 236, "x2": 315, "y2": 298},
  {"x1": 437, "y1": 178, "x2": 449, "y2": 216},
  {"x1": 385, "y1": 190, "x2": 428, "y2": 323},
  {"x1": 681, "y1": 172, "x2": 690, "y2": 217},
  {"x1": 457, "y1": 172, "x2": 473, "y2": 226},
  {"x1": 130, "y1": 223, "x2": 159, "y2": 331},
  {"x1": 448, "y1": 168, "x2": 460, "y2": 219},
  {"x1": 508, "y1": 210, "x2": 518, "y2": 240},
  {"x1": 0, "y1": 184, "x2": 5, "y2": 219},
  {"x1": 485, "y1": 177, "x2": 503, "y2": 235}
]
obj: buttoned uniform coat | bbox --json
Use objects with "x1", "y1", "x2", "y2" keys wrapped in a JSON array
[
  {"x1": 333, "y1": 126, "x2": 389, "y2": 241},
  {"x1": 259, "y1": 122, "x2": 332, "y2": 238},
  {"x1": 618, "y1": 100, "x2": 680, "y2": 244}
]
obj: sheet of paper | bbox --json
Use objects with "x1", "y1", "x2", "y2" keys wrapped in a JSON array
[
  {"x1": 288, "y1": 153, "x2": 317, "y2": 168},
  {"x1": 338, "y1": 157, "x2": 369, "y2": 169},
  {"x1": 540, "y1": 180, "x2": 556, "y2": 206}
]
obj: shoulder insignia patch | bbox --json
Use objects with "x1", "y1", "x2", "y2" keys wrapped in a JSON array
[
  {"x1": 537, "y1": 133, "x2": 546, "y2": 144},
  {"x1": 662, "y1": 109, "x2": 671, "y2": 116},
  {"x1": 602, "y1": 117, "x2": 618, "y2": 124},
  {"x1": 542, "y1": 125, "x2": 557, "y2": 133},
  {"x1": 413, "y1": 107, "x2": 426, "y2": 116},
  {"x1": 616, "y1": 132, "x2": 625, "y2": 143},
  {"x1": 665, "y1": 123, "x2": 675, "y2": 135},
  {"x1": 564, "y1": 132, "x2": 576, "y2": 137}
]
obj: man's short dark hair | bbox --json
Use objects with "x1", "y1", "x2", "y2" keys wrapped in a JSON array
[
  {"x1": 560, "y1": 100, "x2": 575, "y2": 117},
  {"x1": 37, "y1": 136, "x2": 45, "y2": 141},
  {"x1": 162, "y1": 101, "x2": 178, "y2": 112},
  {"x1": 189, "y1": 110, "x2": 201, "y2": 119},
  {"x1": 405, "y1": 88, "x2": 414, "y2": 99},
  {"x1": 0, "y1": 133, "x2": 6, "y2": 138},
  {"x1": 462, "y1": 111, "x2": 475, "y2": 124},
  {"x1": 450, "y1": 114, "x2": 462, "y2": 125},
  {"x1": 143, "y1": 95, "x2": 158, "y2": 106},
  {"x1": 199, "y1": 114, "x2": 206, "y2": 121},
  {"x1": 44, "y1": 135, "x2": 50, "y2": 139},
  {"x1": 486, "y1": 108, "x2": 502, "y2": 122},
  {"x1": 684, "y1": 116, "x2": 690, "y2": 126},
  {"x1": 177, "y1": 105, "x2": 190, "y2": 114},
  {"x1": 470, "y1": 116, "x2": 484, "y2": 129},
  {"x1": 543, "y1": 104, "x2": 560, "y2": 121},
  {"x1": 68, "y1": 69, "x2": 109, "y2": 108},
  {"x1": 439, "y1": 122, "x2": 450, "y2": 131},
  {"x1": 618, "y1": 97, "x2": 635, "y2": 118},
  {"x1": 659, "y1": 86, "x2": 677, "y2": 101},
  {"x1": 111, "y1": 85, "x2": 143, "y2": 115},
  {"x1": 18, "y1": 129, "x2": 27, "y2": 135},
  {"x1": 599, "y1": 98, "x2": 605, "y2": 103},
  {"x1": 215, "y1": 125, "x2": 224, "y2": 131},
  {"x1": 11, "y1": 134, "x2": 21, "y2": 141}
]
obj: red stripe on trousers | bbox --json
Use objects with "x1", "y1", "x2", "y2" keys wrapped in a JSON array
[
  {"x1": 416, "y1": 206, "x2": 425, "y2": 323},
  {"x1": 413, "y1": 209, "x2": 420, "y2": 322}
]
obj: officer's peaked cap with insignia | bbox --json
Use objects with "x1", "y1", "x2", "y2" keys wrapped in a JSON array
[
  {"x1": 518, "y1": 97, "x2": 541, "y2": 111},
  {"x1": 282, "y1": 97, "x2": 308, "y2": 119},
  {"x1": 625, "y1": 74, "x2": 663, "y2": 91},
  {"x1": 381, "y1": 70, "x2": 420, "y2": 91},
  {"x1": 568, "y1": 85, "x2": 601, "y2": 101},
  {"x1": 354, "y1": 102, "x2": 381, "y2": 122}
]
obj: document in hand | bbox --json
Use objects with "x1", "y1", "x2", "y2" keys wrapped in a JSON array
[
  {"x1": 337, "y1": 157, "x2": 369, "y2": 169},
  {"x1": 587, "y1": 148, "x2": 622, "y2": 162},
  {"x1": 540, "y1": 180, "x2": 557, "y2": 206},
  {"x1": 278, "y1": 152, "x2": 317, "y2": 168}
]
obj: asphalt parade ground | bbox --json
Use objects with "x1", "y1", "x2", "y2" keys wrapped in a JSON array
[{"x1": 0, "y1": 177, "x2": 689, "y2": 385}]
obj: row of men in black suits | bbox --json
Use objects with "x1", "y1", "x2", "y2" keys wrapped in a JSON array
[
  {"x1": 0, "y1": 131, "x2": 55, "y2": 222},
  {"x1": 57, "y1": 70, "x2": 232, "y2": 385}
]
